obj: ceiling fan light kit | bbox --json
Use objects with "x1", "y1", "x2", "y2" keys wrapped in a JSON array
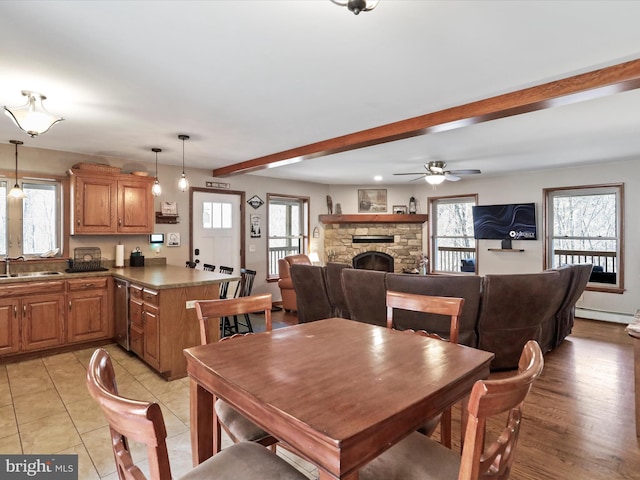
[
  {"x1": 4, "y1": 90, "x2": 64, "y2": 137},
  {"x1": 395, "y1": 160, "x2": 481, "y2": 184},
  {"x1": 330, "y1": 0, "x2": 379, "y2": 15}
]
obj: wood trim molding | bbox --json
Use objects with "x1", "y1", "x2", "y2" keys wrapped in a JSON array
[
  {"x1": 213, "y1": 59, "x2": 640, "y2": 177},
  {"x1": 319, "y1": 214, "x2": 428, "y2": 224}
]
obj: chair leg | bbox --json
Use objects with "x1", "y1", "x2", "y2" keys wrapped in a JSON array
[
  {"x1": 244, "y1": 313, "x2": 253, "y2": 333},
  {"x1": 214, "y1": 401, "x2": 222, "y2": 454}
]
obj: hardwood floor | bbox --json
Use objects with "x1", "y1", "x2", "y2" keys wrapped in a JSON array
[{"x1": 460, "y1": 318, "x2": 639, "y2": 480}]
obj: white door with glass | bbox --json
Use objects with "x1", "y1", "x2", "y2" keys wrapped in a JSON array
[{"x1": 192, "y1": 191, "x2": 241, "y2": 273}]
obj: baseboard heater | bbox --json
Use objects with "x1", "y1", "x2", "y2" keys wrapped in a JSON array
[{"x1": 352, "y1": 235, "x2": 394, "y2": 243}]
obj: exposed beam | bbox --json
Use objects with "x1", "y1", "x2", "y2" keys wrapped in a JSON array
[{"x1": 213, "y1": 59, "x2": 640, "y2": 177}]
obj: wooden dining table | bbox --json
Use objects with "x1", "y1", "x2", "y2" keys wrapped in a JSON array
[{"x1": 184, "y1": 318, "x2": 495, "y2": 480}]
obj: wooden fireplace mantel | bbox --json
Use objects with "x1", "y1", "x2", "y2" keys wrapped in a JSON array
[{"x1": 319, "y1": 214, "x2": 428, "y2": 224}]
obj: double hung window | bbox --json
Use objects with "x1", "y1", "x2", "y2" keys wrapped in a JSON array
[
  {"x1": 429, "y1": 195, "x2": 477, "y2": 273},
  {"x1": 267, "y1": 194, "x2": 309, "y2": 278}
]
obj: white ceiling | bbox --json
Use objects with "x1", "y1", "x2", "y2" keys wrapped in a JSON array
[{"x1": 1, "y1": 0, "x2": 640, "y2": 185}]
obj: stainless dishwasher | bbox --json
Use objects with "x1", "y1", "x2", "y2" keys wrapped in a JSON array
[{"x1": 114, "y1": 278, "x2": 130, "y2": 350}]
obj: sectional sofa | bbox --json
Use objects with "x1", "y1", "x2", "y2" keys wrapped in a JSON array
[{"x1": 289, "y1": 262, "x2": 592, "y2": 370}]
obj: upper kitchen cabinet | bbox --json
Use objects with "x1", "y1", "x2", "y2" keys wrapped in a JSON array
[{"x1": 69, "y1": 164, "x2": 155, "y2": 235}]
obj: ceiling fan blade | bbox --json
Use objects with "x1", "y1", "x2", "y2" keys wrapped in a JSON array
[
  {"x1": 444, "y1": 174, "x2": 461, "y2": 182},
  {"x1": 394, "y1": 172, "x2": 427, "y2": 175},
  {"x1": 446, "y1": 169, "x2": 481, "y2": 175}
]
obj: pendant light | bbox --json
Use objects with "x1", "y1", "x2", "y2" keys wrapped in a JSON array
[
  {"x1": 4, "y1": 90, "x2": 64, "y2": 137},
  {"x1": 8, "y1": 140, "x2": 26, "y2": 199},
  {"x1": 151, "y1": 147, "x2": 162, "y2": 197},
  {"x1": 178, "y1": 134, "x2": 189, "y2": 192}
]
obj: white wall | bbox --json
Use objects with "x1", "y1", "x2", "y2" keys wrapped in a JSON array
[{"x1": 5, "y1": 143, "x2": 638, "y2": 322}]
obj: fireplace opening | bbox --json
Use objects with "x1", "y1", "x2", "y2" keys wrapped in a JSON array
[{"x1": 352, "y1": 251, "x2": 394, "y2": 273}]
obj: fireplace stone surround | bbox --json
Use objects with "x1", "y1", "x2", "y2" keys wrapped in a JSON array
[{"x1": 323, "y1": 221, "x2": 425, "y2": 273}]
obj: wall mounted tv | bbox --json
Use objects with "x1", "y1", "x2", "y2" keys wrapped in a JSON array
[{"x1": 472, "y1": 203, "x2": 537, "y2": 240}]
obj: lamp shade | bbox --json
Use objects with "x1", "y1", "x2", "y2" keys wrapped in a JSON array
[
  {"x1": 425, "y1": 175, "x2": 446, "y2": 185},
  {"x1": 4, "y1": 91, "x2": 64, "y2": 137}
]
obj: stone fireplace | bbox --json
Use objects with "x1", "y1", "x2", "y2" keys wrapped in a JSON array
[{"x1": 320, "y1": 214, "x2": 428, "y2": 273}]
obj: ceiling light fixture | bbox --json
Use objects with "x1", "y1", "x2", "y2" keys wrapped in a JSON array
[
  {"x1": 178, "y1": 134, "x2": 190, "y2": 192},
  {"x1": 151, "y1": 148, "x2": 162, "y2": 197},
  {"x1": 330, "y1": 0, "x2": 379, "y2": 15},
  {"x1": 8, "y1": 140, "x2": 26, "y2": 199},
  {"x1": 4, "y1": 90, "x2": 64, "y2": 137},
  {"x1": 425, "y1": 175, "x2": 446, "y2": 185}
]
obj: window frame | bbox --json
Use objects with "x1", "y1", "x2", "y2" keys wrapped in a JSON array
[
  {"x1": 266, "y1": 193, "x2": 309, "y2": 280},
  {"x1": 428, "y1": 194, "x2": 478, "y2": 274},
  {"x1": 543, "y1": 183, "x2": 624, "y2": 294},
  {"x1": 0, "y1": 169, "x2": 68, "y2": 260}
]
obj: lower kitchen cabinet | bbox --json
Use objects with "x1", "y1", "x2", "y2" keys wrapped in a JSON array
[
  {"x1": 128, "y1": 281, "x2": 220, "y2": 379},
  {"x1": 67, "y1": 277, "x2": 111, "y2": 343},
  {"x1": 0, "y1": 298, "x2": 20, "y2": 355},
  {"x1": 22, "y1": 294, "x2": 66, "y2": 351}
]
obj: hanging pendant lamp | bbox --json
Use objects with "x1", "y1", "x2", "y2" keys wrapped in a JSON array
[
  {"x1": 4, "y1": 91, "x2": 64, "y2": 137},
  {"x1": 151, "y1": 148, "x2": 162, "y2": 197},
  {"x1": 8, "y1": 140, "x2": 26, "y2": 199},
  {"x1": 178, "y1": 134, "x2": 189, "y2": 192}
]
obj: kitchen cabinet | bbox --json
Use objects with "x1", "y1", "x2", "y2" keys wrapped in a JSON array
[
  {"x1": 67, "y1": 277, "x2": 111, "y2": 343},
  {"x1": 129, "y1": 284, "x2": 160, "y2": 370},
  {"x1": 0, "y1": 281, "x2": 67, "y2": 353},
  {"x1": 0, "y1": 298, "x2": 20, "y2": 355},
  {"x1": 70, "y1": 170, "x2": 155, "y2": 235}
]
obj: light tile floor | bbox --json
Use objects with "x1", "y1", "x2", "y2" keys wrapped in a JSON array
[{"x1": 0, "y1": 344, "x2": 318, "y2": 479}]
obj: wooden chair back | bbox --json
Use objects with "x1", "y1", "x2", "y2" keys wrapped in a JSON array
[
  {"x1": 234, "y1": 268, "x2": 257, "y2": 298},
  {"x1": 460, "y1": 340, "x2": 544, "y2": 480},
  {"x1": 386, "y1": 290, "x2": 464, "y2": 344},
  {"x1": 195, "y1": 293, "x2": 272, "y2": 345},
  {"x1": 218, "y1": 265, "x2": 234, "y2": 299},
  {"x1": 86, "y1": 348, "x2": 172, "y2": 480}
]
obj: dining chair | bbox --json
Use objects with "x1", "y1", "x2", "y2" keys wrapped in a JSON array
[
  {"x1": 359, "y1": 340, "x2": 544, "y2": 480},
  {"x1": 86, "y1": 348, "x2": 306, "y2": 480},
  {"x1": 194, "y1": 293, "x2": 278, "y2": 454},
  {"x1": 386, "y1": 290, "x2": 465, "y2": 448},
  {"x1": 229, "y1": 268, "x2": 258, "y2": 333},
  {"x1": 217, "y1": 265, "x2": 235, "y2": 336},
  {"x1": 203, "y1": 263, "x2": 216, "y2": 271}
]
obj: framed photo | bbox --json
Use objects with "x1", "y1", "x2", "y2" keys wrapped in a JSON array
[
  {"x1": 358, "y1": 189, "x2": 387, "y2": 213},
  {"x1": 250, "y1": 214, "x2": 261, "y2": 238},
  {"x1": 393, "y1": 205, "x2": 408, "y2": 214},
  {"x1": 161, "y1": 201, "x2": 178, "y2": 216}
]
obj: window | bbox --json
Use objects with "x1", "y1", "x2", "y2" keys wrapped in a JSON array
[
  {"x1": 267, "y1": 194, "x2": 309, "y2": 278},
  {"x1": 202, "y1": 201, "x2": 232, "y2": 229},
  {"x1": 429, "y1": 195, "x2": 477, "y2": 273},
  {"x1": 1, "y1": 178, "x2": 63, "y2": 258},
  {"x1": 544, "y1": 184, "x2": 623, "y2": 292}
]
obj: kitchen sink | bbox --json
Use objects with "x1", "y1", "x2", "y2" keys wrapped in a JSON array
[{"x1": 9, "y1": 271, "x2": 64, "y2": 277}]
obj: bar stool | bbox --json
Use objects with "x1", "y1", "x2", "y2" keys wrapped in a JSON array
[{"x1": 218, "y1": 265, "x2": 235, "y2": 336}]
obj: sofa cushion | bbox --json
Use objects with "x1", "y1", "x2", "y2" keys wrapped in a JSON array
[
  {"x1": 477, "y1": 271, "x2": 567, "y2": 369},
  {"x1": 290, "y1": 264, "x2": 333, "y2": 323},
  {"x1": 342, "y1": 269, "x2": 387, "y2": 327},
  {"x1": 325, "y1": 262, "x2": 353, "y2": 319},
  {"x1": 385, "y1": 273, "x2": 482, "y2": 347}
]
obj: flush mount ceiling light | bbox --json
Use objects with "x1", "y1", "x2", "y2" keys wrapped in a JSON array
[
  {"x1": 178, "y1": 134, "x2": 190, "y2": 192},
  {"x1": 4, "y1": 90, "x2": 64, "y2": 137},
  {"x1": 151, "y1": 148, "x2": 162, "y2": 197},
  {"x1": 425, "y1": 174, "x2": 446, "y2": 185},
  {"x1": 8, "y1": 140, "x2": 26, "y2": 199},
  {"x1": 330, "y1": 0, "x2": 380, "y2": 15}
]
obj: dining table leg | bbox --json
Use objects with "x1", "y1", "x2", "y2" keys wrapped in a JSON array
[{"x1": 190, "y1": 378, "x2": 214, "y2": 466}]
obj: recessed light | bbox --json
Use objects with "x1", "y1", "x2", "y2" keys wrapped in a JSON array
[{"x1": 374, "y1": 175, "x2": 383, "y2": 181}]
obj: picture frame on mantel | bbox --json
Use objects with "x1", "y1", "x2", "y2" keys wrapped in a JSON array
[
  {"x1": 358, "y1": 189, "x2": 387, "y2": 213},
  {"x1": 393, "y1": 205, "x2": 408, "y2": 214}
]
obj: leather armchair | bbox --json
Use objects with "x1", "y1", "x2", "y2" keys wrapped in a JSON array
[{"x1": 278, "y1": 254, "x2": 311, "y2": 311}]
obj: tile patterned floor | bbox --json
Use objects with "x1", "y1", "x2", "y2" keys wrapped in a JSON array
[{"x1": 0, "y1": 344, "x2": 318, "y2": 479}]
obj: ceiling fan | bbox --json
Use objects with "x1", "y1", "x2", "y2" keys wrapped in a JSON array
[{"x1": 394, "y1": 161, "x2": 481, "y2": 185}]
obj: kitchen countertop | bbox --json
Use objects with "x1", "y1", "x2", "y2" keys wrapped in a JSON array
[{"x1": 0, "y1": 265, "x2": 240, "y2": 290}]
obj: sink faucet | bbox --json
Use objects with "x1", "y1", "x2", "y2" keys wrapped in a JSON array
[{"x1": 5, "y1": 255, "x2": 25, "y2": 276}]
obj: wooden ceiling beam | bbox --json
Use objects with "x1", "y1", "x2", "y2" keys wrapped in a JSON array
[{"x1": 212, "y1": 59, "x2": 640, "y2": 177}]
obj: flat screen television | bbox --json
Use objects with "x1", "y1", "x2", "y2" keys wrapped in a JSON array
[{"x1": 472, "y1": 203, "x2": 537, "y2": 240}]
